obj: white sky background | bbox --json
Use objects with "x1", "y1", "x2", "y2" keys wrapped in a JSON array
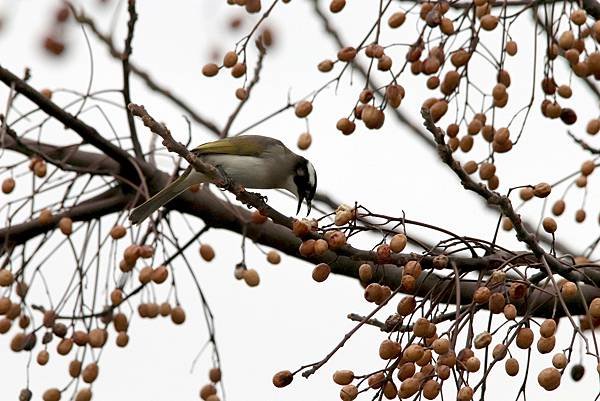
[{"x1": 0, "y1": 0, "x2": 599, "y2": 400}]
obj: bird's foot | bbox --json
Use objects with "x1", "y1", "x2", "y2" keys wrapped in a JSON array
[
  {"x1": 242, "y1": 192, "x2": 268, "y2": 209},
  {"x1": 216, "y1": 166, "x2": 233, "y2": 189}
]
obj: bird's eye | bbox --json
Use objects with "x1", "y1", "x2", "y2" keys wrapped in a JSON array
[{"x1": 296, "y1": 167, "x2": 305, "y2": 176}]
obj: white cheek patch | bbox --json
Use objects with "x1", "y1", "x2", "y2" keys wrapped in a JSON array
[{"x1": 307, "y1": 162, "x2": 317, "y2": 189}]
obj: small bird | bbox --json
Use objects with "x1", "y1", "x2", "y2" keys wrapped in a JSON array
[{"x1": 129, "y1": 135, "x2": 317, "y2": 224}]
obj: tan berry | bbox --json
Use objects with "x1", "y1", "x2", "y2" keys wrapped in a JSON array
[
  {"x1": 209, "y1": 367, "x2": 222, "y2": 383},
  {"x1": 397, "y1": 363, "x2": 415, "y2": 381},
  {"x1": 390, "y1": 233, "x2": 407, "y2": 252},
  {"x1": 2, "y1": 178, "x2": 15, "y2": 194},
  {"x1": 82, "y1": 362, "x2": 99, "y2": 383},
  {"x1": 297, "y1": 132, "x2": 312, "y2": 150},
  {"x1": 516, "y1": 327, "x2": 534, "y2": 349},
  {"x1": 432, "y1": 338, "x2": 450, "y2": 354},
  {"x1": 200, "y1": 244, "x2": 215, "y2": 261},
  {"x1": 75, "y1": 389, "x2": 92, "y2": 401},
  {"x1": 587, "y1": 119, "x2": 600, "y2": 135},
  {"x1": 42, "y1": 388, "x2": 61, "y2": 401},
  {"x1": 312, "y1": 263, "x2": 331, "y2": 282},
  {"x1": 561, "y1": 281, "x2": 577, "y2": 299},
  {"x1": 581, "y1": 160, "x2": 595, "y2": 176},
  {"x1": 231, "y1": 63, "x2": 246, "y2": 78},
  {"x1": 474, "y1": 332, "x2": 492, "y2": 349},
  {"x1": 116, "y1": 332, "x2": 129, "y2": 347},
  {"x1": 505, "y1": 358, "x2": 519, "y2": 376},
  {"x1": 235, "y1": 88, "x2": 248, "y2": 100},
  {"x1": 57, "y1": 338, "x2": 73, "y2": 355},
  {"x1": 552, "y1": 353, "x2": 568, "y2": 369},
  {"x1": 537, "y1": 335, "x2": 556, "y2": 353},
  {"x1": 552, "y1": 200, "x2": 566, "y2": 216},
  {"x1": 488, "y1": 292, "x2": 506, "y2": 313},
  {"x1": 538, "y1": 367, "x2": 561, "y2": 391},
  {"x1": 379, "y1": 339, "x2": 402, "y2": 359},
  {"x1": 295, "y1": 100, "x2": 313, "y2": 118},
  {"x1": 325, "y1": 230, "x2": 346, "y2": 249},
  {"x1": 340, "y1": 384, "x2": 358, "y2": 401},
  {"x1": 358, "y1": 264, "x2": 373, "y2": 282},
  {"x1": 313, "y1": 239, "x2": 329, "y2": 255},
  {"x1": 337, "y1": 46, "x2": 357, "y2": 62},
  {"x1": 542, "y1": 217, "x2": 557, "y2": 233},
  {"x1": 245, "y1": 0, "x2": 262, "y2": 13},
  {"x1": 361, "y1": 105, "x2": 385, "y2": 129},
  {"x1": 200, "y1": 384, "x2": 217, "y2": 399},
  {"x1": 333, "y1": 369, "x2": 354, "y2": 385},
  {"x1": 480, "y1": 14, "x2": 498, "y2": 30},
  {"x1": 0, "y1": 269, "x2": 14, "y2": 287},
  {"x1": 110, "y1": 225, "x2": 126, "y2": 239},
  {"x1": 336, "y1": 118, "x2": 355, "y2": 135},
  {"x1": 171, "y1": 306, "x2": 186, "y2": 324},
  {"x1": 503, "y1": 304, "x2": 517, "y2": 320},
  {"x1": 571, "y1": 9, "x2": 587, "y2": 25},
  {"x1": 399, "y1": 378, "x2": 419, "y2": 398},
  {"x1": 266, "y1": 250, "x2": 281, "y2": 265},
  {"x1": 404, "y1": 260, "x2": 422, "y2": 278},
  {"x1": 388, "y1": 11, "x2": 406, "y2": 28},
  {"x1": 418, "y1": 379, "x2": 438, "y2": 399},
  {"x1": 330, "y1": 0, "x2": 346, "y2": 13},
  {"x1": 473, "y1": 286, "x2": 491, "y2": 304},
  {"x1": 39, "y1": 208, "x2": 53, "y2": 225},
  {"x1": 457, "y1": 386, "x2": 474, "y2": 401},
  {"x1": 403, "y1": 344, "x2": 424, "y2": 362},
  {"x1": 243, "y1": 269, "x2": 260, "y2": 287},
  {"x1": 202, "y1": 63, "x2": 219, "y2": 77},
  {"x1": 223, "y1": 51, "x2": 238, "y2": 68},
  {"x1": 492, "y1": 344, "x2": 507, "y2": 360},
  {"x1": 151, "y1": 265, "x2": 169, "y2": 284},
  {"x1": 412, "y1": 317, "x2": 430, "y2": 337},
  {"x1": 540, "y1": 319, "x2": 557, "y2": 338},
  {"x1": 533, "y1": 182, "x2": 551, "y2": 198},
  {"x1": 397, "y1": 296, "x2": 416, "y2": 316},
  {"x1": 506, "y1": 41, "x2": 518, "y2": 56},
  {"x1": 318, "y1": 59, "x2": 334, "y2": 72}
]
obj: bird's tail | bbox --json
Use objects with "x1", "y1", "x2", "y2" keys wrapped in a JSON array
[{"x1": 129, "y1": 173, "x2": 192, "y2": 225}]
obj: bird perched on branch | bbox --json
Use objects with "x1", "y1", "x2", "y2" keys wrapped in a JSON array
[{"x1": 129, "y1": 135, "x2": 317, "y2": 224}]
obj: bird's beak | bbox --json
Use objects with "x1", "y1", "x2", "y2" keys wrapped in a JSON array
[{"x1": 296, "y1": 194, "x2": 304, "y2": 215}]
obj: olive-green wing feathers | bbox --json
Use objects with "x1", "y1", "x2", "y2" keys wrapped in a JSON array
[{"x1": 192, "y1": 136, "x2": 278, "y2": 157}]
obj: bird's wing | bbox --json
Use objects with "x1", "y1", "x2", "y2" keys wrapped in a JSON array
[{"x1": 192, "y1": 136, "x2": 276, "y2": 157}]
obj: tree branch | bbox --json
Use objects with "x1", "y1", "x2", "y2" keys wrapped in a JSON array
[
  {"x1": 69, "y1": 4, "x2": 222, "y2": 136},
  {"x1": 122, "y1": 0, "x2": 144, "y2": 160},
  {"x1": 0, "y1": 64, "x2": 140, "y2": 180},
  {"x1": 0, "y1": 186, "x2": 128, "y2": 250},
  {"x1": 3, "y1": 128, "x2": 119, "y2": 175}
]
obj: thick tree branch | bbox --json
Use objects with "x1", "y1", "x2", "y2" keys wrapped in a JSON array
[{"x1": 3, "y1": 129, "x2": 119, "y2": 175}]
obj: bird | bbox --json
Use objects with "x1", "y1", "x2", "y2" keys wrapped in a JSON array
[{"x1": 129, "y1": 135, "x2": 317, "y2": 224}]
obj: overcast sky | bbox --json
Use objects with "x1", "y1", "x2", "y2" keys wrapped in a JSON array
[{"x1": 0, "y1": 0, "x2": 599, "y2": 400}]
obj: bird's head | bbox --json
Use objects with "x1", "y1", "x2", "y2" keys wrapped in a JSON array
[{"x1": 293, "y1": 158, "x2": 317, "y2": 215}]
